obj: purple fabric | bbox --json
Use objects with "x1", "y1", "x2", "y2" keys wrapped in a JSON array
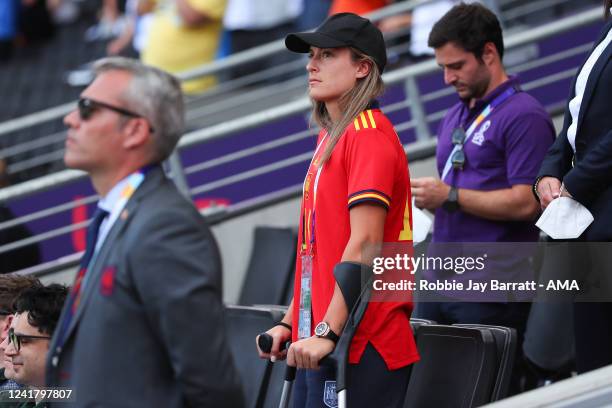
[{"x1": 433, "y1": 76, "x2": 555, "y2": 243}]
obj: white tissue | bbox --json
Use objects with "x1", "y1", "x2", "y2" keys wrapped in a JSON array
[
  {"x1": 412, "y1": 200, "x2": 433, "y2": 243},
  {"x1": 536, "y1": 197, "x2": 594, "y2": 239}
]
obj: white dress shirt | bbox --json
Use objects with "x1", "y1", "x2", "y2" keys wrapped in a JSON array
[
  {"x1": 95, "y1": 175, "x2": 134, "y2": 253},
  {"x1": 566, "y1": 24, "x2": 612, "y2": 152}
]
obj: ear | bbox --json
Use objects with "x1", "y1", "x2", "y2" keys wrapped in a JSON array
[
  {"x1": 0, "y1": 315, "x2": 12, "y2": 338},
  {"x1": 355, "y1": 59, "x2": 372, "y2": 79},
  {"x1": 481, "y1": 42, "x2": 498, "y2": 66},
  {"x1": 121, "y1": 118, "x2": 152, "y2": 150}
]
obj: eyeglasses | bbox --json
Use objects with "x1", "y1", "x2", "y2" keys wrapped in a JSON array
[
  {"x1": 77, "y1": 98, "x2": 155, "y2": 132},
  {"x1": 451, "y1": 127, "x2": 467, "y2": 170},
  {"x1": 7, "y1": 327, "x2": 50, "y2": 352}
]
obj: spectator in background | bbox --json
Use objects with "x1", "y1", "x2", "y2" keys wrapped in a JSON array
[
  {"x1": 141, "y1": 0, "x2": 226, "y2": 93},
  {"x1": 0, "y1": 159, "x2": 41, "y2": 274},
  {"x1": 406, "y1": 0, "x2": 456, "y2": 61},
  {"x1": 84, "y1": 0, "x2": 127, "y2": 42},
  {"x1": 107, "y1": 0, "x2": 155, "y2": 57},
  {"x1": 411, "y1": 3, "x2": 555, "y2": 392},
  {"x1": 0, "y1": 0, "x2": 18, "y2": 62},
  {"x1": 535, "y1": 0, "x2": 612, "y2": 374},
  {"x1": 223, "y1": 0, "x2": 301, "y2": 80},
  {"x1": 19, "y1": 0, "x2": 56, "y2": 45},
  {"x1": 48, "y1": 57, "x2": 243, "y2": 407},
  {"x1": 0, "y1": 275, "x2": 41, "y2": 393},
  {"x1": 297, "y1": 0, "x2": 331, "y2": 31},
  {"x1": 0, "y1": 284, "x2": 67, "y2": 407}
]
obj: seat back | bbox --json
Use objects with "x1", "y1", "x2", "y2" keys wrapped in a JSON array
[
  {"x1": 238, "y1": 226, "x2": 297, "y2": 306},
  {"x1": 410, "y1": 318, "x2": 436, "y2": 334},
  {"x1": 403, "y1": 325, "x2": 497, "y2": 408},
  {"x1": 225, "y1": 305, "x2": 284, "y2": 408},
  {"x1": 454, "y1": 324, "x2": 517, "y2": 401}
]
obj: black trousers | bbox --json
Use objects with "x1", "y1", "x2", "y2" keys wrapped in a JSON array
[
  {"x1": 293, "y1": 343, "x2": 410, "y2": 408},
  {"x1": 573, "y1": 302, "x2": 612, "y2": 373}
]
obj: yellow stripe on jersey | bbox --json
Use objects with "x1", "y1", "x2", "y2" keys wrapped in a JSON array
[
  {"x1": 306, "y1": 209, "x2": 312, "y2": 244},
  {"x1": 398, "y1": 201, "x2": 413, "y2": 241},
  {"x1": 348, "y1": 192, "x2": 390, "y2": 208},
  {"x1": 367, "y1": 109, "x2": 377, "y2": 128},
  {"x1": 359, "y1": 112, "x2": 369, "y2": 129},
  {"x1": 354, "y1": 118, "x2": 361, "y2": 131}
]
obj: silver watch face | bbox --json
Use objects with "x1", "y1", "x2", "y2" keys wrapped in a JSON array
[{"x1": 315, "y1": 322, "x2": 329, "y2": 336}]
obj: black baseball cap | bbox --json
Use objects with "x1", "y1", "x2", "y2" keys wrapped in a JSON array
[{"x1": 285, "y1": 12, "x2": 387, "y2": 73}]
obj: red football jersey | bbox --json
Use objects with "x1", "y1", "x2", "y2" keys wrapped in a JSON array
[{"x1": 292, "y1": 108, "x2": 419, "y2": 369}]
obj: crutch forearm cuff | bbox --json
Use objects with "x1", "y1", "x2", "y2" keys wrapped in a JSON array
[{"x1": 333, "y1": 262, "x2": 371, "y2": 313}]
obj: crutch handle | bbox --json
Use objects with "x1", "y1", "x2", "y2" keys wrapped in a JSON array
[
  {"x1": 284, "y1": 365, "x2": 297, "y2": 381},
  {"x1": 257, "y1": 333, "x2": 289, "y2": 353}
]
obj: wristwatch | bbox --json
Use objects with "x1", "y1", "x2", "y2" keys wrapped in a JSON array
[
  {"x1": 442, "y1": 186, "x2": 460, "y2": 212},
  {"x1": 314, "y1": 322, "x2": 339, "y2": 343}
]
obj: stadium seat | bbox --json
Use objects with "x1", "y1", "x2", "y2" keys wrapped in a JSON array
[
  {"x1": 238, "y1": 226, "x2": 297, "y2": 306},
  {"x1": 225, "y1": 305, "x2": 285, "y2": 408},
  {"x1": 403, "y1": 325, "x2": 497, "y2": 408},
  {"x1": 454, "y1": 324, "x2": 517, "y2": 402},
  {"x1": 410, "y1": 318, "x2": 436, "y2": 334}
]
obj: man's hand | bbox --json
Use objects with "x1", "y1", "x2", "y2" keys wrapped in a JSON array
[
  {"x1": 287, "y1": 336, "x2": 335, "y2": 370},
  {"x1": 256, "y1": 324, "x2": 291, "y2": 362},
  {"x1": 536, "y1": 177, "x2": 562, "y2": 210},
  {"x1": 411, "y1": 177, "x2": 451, "y2": 210}
]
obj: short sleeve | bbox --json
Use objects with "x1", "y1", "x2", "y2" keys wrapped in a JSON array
[
  {"x1": 185, "y1": 0, "x2": 226, "y2": 19},
  {"x1": 504, "y1": 111, "x2": 555, "y2": 185},
  {"x1": 344, "y1": 128, "x2": 398, "y2": 210}
]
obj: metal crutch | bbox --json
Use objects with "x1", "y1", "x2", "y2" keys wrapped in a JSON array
[
  {"x1": 257, "y1": 334, "x2": 295, "y2": 408},
  {"x1": 258, "y1": 276, "x2": 373, "y2": 408},
  {"x1": 330, "y1": 275, "x2": 373, "y2": 408}
]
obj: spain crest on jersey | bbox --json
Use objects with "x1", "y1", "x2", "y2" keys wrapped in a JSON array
[{"x1": 323, "y1": 380, "x2": 338, "y2": 408}]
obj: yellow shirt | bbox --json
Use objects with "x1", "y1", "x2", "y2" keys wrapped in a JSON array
[{"x1": 141, "y1": 0, "x2": 226, "y2": 93}]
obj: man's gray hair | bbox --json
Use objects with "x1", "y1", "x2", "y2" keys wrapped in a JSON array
[{"x1": 93, "y1": 57, "x2": 185, "y2": 162}]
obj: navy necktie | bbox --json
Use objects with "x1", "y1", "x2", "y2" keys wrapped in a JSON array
[
  {"x1": 56, "y1": 207, "x2": 109, "y2": 348},
  {"x1": 80, "y1": 207, "x2": 109, "y2": 269}
]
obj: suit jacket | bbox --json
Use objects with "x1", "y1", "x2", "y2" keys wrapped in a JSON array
[
  {"x1": 537, "y1": 20, "x2": 612, "y2": 240},
  {"x1": 46, "y1": 167, "x2": 244, "y2": 407}
]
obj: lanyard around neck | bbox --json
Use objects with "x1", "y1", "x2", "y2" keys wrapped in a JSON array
[
  {"x1": 441, "y1": 87, "x2": 517, "y2": 182},
  {"x1": 92, "y1": 166, "x2": 153, "y2": 256},
  {"x1": 301, "y1": 133, "x2": 328, "y2": 252}
]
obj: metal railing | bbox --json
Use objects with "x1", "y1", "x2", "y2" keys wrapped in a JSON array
[
  {"x1": 0, "y1": 1, "x2": 426, "y2": 179},
  {"x1": 0, "y1": 0, "x2": 429, "y2": 139},
  {"x1": 0, "y1": 5, "x2": 601, "y2": 200},
  {"x1": 0, "y1": 6, "x2": 604, "y2": 277},
  {"x1": 0, "y1": 0, "x2": 596, "y2": 180}
]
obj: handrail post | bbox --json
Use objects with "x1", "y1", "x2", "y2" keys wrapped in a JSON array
[
  {"x1": 404, "y1": 76, "x2": 432, "y2": 141},
  {"x1": 165, "y1": 150, "x2": 191, "y2": 199}
]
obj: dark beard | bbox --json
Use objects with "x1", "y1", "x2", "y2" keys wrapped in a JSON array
[{"x1": 459, "y1": 72, "x2": 491, "y2": 104}]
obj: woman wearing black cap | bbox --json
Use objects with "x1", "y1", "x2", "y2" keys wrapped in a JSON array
[{"x1": 256, "y1": 13, "x2": 419, "y2": 408}]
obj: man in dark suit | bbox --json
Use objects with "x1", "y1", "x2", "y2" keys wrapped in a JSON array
[
  {"x1": 535, "y1": 1, "x2": 612, "y2": 373},
  {"x1": 47, "y1": 57, "x2": 244, "y2": 407}
]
